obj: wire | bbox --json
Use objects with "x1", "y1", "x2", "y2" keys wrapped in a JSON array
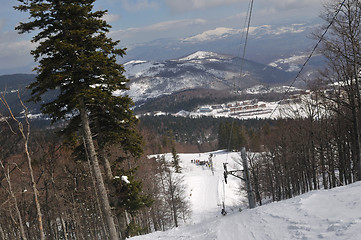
[
  {"x1": 269, "y1": 0, "x2": 347, "y2": 118},
  {"x1": 226, "y1": 0, "x2": 254, "y2": 157},
  {"x1": 234, "y1": 0, "x2": 254, "y2": 93}
]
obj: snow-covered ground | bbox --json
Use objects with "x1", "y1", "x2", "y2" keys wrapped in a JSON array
[
  {"x1": 147, "y1": 98, "x2": 307, "y2": 120},
  {"x1": 129, "y1": 151, "x2": 361, "y2": 240},
  {"x1": 150, "y1": 151, "x2": 246, "y2": 224}
]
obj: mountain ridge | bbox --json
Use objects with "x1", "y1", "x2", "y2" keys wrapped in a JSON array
[{"x1": 123, "y1": 50, "x2": 297, "y2": 104}]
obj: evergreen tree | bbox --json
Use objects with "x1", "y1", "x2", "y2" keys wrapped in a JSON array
[
  {"x1": 15, "y1": 1, "x2": 141, "y2": 239},
  {"x1": 218, "y1": 122, "x2": 247, "y2": 151},
  {"x1": 171, "y1": 145, "x2": 181, "y2": 173}
]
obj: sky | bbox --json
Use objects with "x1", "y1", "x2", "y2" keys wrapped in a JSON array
[{"x1": 0, "y1": 0, "x2": 326, "y2": 74}]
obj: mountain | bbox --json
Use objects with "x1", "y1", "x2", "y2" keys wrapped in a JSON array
[
  {"x1": 0, "y1": 50, "x2": 306, "y2": 119},
  {"x1": 128, "y1": 151, "x2": 361, "y2": 240},
  {"x1": 123, "y1": 51, "x2": 296, "y2": 104},
  {"x1": 0, "y1": 74, "x2": 36, "y2": 91},
  {"x1": 0, "y1": 74, "x2": 35, "y2": 114},
  {"x1": 121, "y1": 20, "x2": 323, "y2": 70},
  {"x1": 0, "y1": 74, "x2": 56, "y2": 126}
]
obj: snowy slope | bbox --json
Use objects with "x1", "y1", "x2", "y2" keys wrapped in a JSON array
[
  {"x1": 151, "y1": 151, "x2": 244, "y2": 225},
  {"x1": 122, "y1": 51, "x2": 295, "y2": 103},
  {"x1": 129, "y1": 151, "x2": 361, "y2": 240}
]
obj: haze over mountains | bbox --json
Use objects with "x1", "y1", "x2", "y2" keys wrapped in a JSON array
[
  {"x1": 118, "y1": 19, "x2": 324, "y2": 104},
  {"x1": 120, "y1": 19, "x2": 323, "y2": 66}
]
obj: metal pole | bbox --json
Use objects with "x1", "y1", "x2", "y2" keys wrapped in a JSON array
[{"x1": 241, "y1": 147, "x2": 256, "y2": 209}]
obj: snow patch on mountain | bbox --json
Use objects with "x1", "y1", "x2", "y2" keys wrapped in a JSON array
[
  {"x1": 124, "y1": 60, "x2": 164, "y2": 78},
  {"x1": 183, "y1": 27, "x2": 240, "y2": 42},
  {"x1": 123, "y1": 51, "x2": 295, "y2": 104},
  {"x1": 248, "y1": 24, "x2": 309, "y2": 36},
  {"x1": 269, "y1": 54, "x2": 309, "y2": 72},
  {"x1": 177, "y1": 51, "x2": 231, "y2": 62},
  {"x1": 243, "y1": 85, "x2": 300, "y2": 94},
  {"x1": 183, "y1": 23, "x2": 312, "y2": 44}
]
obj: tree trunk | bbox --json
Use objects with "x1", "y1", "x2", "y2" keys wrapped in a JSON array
[
  {"x1": 1, "y1": 163, "x2": 27, "y2": 240},
  {"x1": 1, "y1": 93, "x2": 45, "y2": 240},
  {"x1": 99, "y1": 150, "x2": 114, "y2": 181},
  {"x1": 23, "y1": 130, "x2": 45, "y2": 240},
  {"x1": 84, "y1": 146, "x2": 108, "y2": 239},
  {"x1": 79, "y1": 102, "x2": 119, "y2": 240},
  {"x1": 0, "y1": 222, "x2": 5, "y2": 240},
  {"x1": 59, "y1": 214, "x2": 68, "y2": 240},
  {"x1": 169, "y1": 177, "x2": 178, "y2": 228},
  {"x1": 349, "y1": 5, "x2": 361, "y2": 180}
]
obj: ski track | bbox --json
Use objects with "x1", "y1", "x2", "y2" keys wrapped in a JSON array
[{"x1": 129, "y1": 152, "x2": 361, "y2": 240}]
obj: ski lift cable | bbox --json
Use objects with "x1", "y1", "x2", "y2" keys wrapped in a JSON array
[
  {"x1": 268, "y1": 0, "x2": 347, "y2": 119},
  {"x1": 222, "y1": 0, "x2": 254, "y2": 216},
  {"x1": 226, "y1": 0, "x2": 254, "y2": 162},
  {"x1": 236, "y1": 0, "x2": 254, "y2": 80},
  {"x1": 238, "y1": 0, "x2": 254, "y2": 83}
]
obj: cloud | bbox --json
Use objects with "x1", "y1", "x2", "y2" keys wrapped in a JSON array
[
  {"x1": 110, "y1": 18, "x2": 207, "y2": 43},
  {"x1": 102, "y1": 13, "x2": 120, "y2": 23},
  {"x1": 257, "y1": 0, "x2": 323, "y2": 11},
  {"x1": 121, "y1": 0, "x2": 158, "y2": 12},
  {"x1": 163, "y1": 0, "x2": 323, "y2": 14},
  {"x1": 164, "y1": 0, "x2": 241, "y2": 12},
  {"x1": 0, "y1": 38, "x2": 36, "y2": 71},
  {"x1": 0, "y1": 19, "x2": 5, "y2": 30}
]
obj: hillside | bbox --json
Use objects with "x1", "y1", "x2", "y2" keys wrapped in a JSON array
[
  {"x1": 0, "y1": 51, "x2": 302, "y2": 120},
  {"x1": 130, "y1": 151, "x2": 361, "y2": 240},
  {"x1": 0, "y1": 74, "x2": 56, "y2": 122},
  {"x1": 122, "y1": 51, "x2": 296, "y2": 104}
]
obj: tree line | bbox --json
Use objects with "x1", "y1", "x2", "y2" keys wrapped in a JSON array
[
  {"x1": 0, "y1": 119, "x2": 191, "y2": 239},
  {"x1": 0, "y1": 1, "x2": 193, "y2": 239},
  {"x1": 242, "y1": 0, "x2": 361, "y2": 206}
]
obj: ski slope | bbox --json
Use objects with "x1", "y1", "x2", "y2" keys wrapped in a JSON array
[
  {"x1": 175, "y1": 151, "x2": 246, "y2": 224},
  {"x1": 130, "y1": 151, "x2": 361, "y2": 240},
  {"x1": 150, "y1": 150, "x2": 246, "y2": 225}
]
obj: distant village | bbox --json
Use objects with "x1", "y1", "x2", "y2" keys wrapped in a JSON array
[
  {"x1": 198, "y1": 99, "x2": 271, "y2": 117},
  {"x1": 197, "y1": 89, "x2": 314, "y2": 118}
]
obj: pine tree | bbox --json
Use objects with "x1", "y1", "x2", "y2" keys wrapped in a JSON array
[
  {"x1": 171, "y1": 145, "x2": 181, "y2": 173},
  {"x1": 14, "y1": 1, "x2": 140, "y2": 239}
]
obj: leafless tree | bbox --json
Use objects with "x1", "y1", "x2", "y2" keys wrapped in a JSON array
[{"x1": 0, "y1": 91, "x2": 45, "y2": 239}]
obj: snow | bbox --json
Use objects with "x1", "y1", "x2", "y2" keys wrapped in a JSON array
[
  {"x1": 121, "y1": 176, "x2": 130, "y2": 184},
  {"x1": 183, "y1": 28, "x2": 239, "y2": 42},
  {"x1": 137, "y1": 97, "x2": 309, "y2": 120},
  {"x1": 129, "y1": 151, "x2": 361, "y2": 240},
  {"x1": 124, "y1": 60, "x2": 148, "y2": 65},
  {"x1": 149, "y1": 151, "x2": 244, "y2": 225},
  {"x1": 124, "y1": 60, "x2": 164, "y2": 78},
  {"x1": 178, "y1": 51, "x2": 230, "y2": 62},
  {"x1": 268, "y1": 54, "x2": 308, "y2": 72},
  {"x1": 182, "y1": 24, "x2": 309, "y2": 43}
]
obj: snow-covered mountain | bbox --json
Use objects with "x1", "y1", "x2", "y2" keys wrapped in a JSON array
[
  {"x1": 122, "y1": 20, "x2": 323, "y2": 73},
  {"x1": 123, "y1": 51, "x2": 295, "y2": 103},
  {"x1": 129, "y1": 151, "x2": 361, "y2": 240}
]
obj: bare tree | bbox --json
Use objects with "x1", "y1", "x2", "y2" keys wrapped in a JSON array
[
  {"x1": 0, "y1": 91, "x2": 45, "y2": 239},
  {"x1": 0, "y1": 160, "x2": 27, "y2": 240},
  {"x1": 316, "y1": 0, "x2": 361, "y2": 180}
]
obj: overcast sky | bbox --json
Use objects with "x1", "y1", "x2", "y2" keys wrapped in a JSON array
[{"x1": 0, "y1": 0, "x2": 326, "y2": 74}]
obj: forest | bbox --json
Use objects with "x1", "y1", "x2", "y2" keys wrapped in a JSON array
[{"x1": 0, "y1": 0, "x2": 361, "y2": 240}]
